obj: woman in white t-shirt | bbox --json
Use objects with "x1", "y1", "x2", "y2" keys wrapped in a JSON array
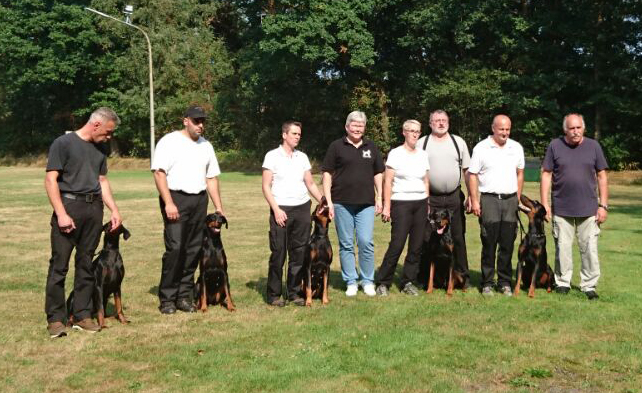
[{"x1": 374, "y1": 120, "x2": 430, "y2": 296}]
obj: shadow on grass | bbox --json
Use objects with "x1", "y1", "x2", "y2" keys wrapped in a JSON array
[{"x1": 246, "y1": 270, "x2": 345, "y2": 303}]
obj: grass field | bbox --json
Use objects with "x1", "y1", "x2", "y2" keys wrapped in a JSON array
[{"x1": 0, "y1": 166, "x2": 641, "y2": 392}]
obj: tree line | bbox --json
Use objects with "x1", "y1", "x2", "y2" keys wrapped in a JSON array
[{"x1": 1, "y1": 0, "x2": 640, "y2": 169}]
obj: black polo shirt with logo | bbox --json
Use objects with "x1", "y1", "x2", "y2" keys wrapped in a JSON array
[{"x1": 321, "y1": 136, "x2": 385, "y2": 205}]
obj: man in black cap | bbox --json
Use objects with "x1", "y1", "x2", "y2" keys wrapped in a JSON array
[{"x1": 151, "y1": 105, "x2": 224, "y2": 314}]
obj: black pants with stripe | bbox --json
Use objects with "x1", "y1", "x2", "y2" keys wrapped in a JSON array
[
  {"x1": 479, "y1": 194, "x2": 518, "y2": 288},
  {"x1": 158, "y1": 190, "x2": 208, "y2": 304}
]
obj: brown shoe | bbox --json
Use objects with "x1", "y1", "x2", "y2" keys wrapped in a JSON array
[
  {"x1": 72, "y1": 318, "x2": 101, "y2": 333},
  {"x1": 47, "y1": 321, "x2": 67, "y2": 338}
]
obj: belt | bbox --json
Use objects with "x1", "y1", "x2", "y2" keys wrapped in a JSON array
[
  {"x1": 482, "y1": 192, "x2": 517, "y2": 200},
  {"x1": 431, "y1": 186, "x2": 460, "y2": 197},
  {"x1": 61, "y1": 192, "x2": 102, "y2": 203}
]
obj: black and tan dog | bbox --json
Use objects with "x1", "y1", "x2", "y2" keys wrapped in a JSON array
[
  {"x1": 302, "y1": 197, "x2": 333, "y2": 306},
  {"x1": 425, "y1": 209, "x2": 465, "y2": 296},
  {"x1": 515, "y1": 195, "x2": 555, "y2": 297},
  {"x1": 67, "y1": 222, "x2": 131, "y2": 328},
  {"x1": 196, "y1": 212, "x2": 235, "y2": 312}
]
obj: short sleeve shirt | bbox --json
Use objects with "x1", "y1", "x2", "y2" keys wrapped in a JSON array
[
  {"x1": 385, "y1": 145, "x2": 429, "y2": 201},
  {"x1": 542, "y1": 137, "x2": 608, "y2": 217},
  {"x1": 46, "y1": 132, "x2": 107, "y2": 194},
  {"x1": 321, "y1": 137, "x2": 385, "y2": 205},
  {"x1": 151, "y1": 131, "x2": 220, "y2": 194},
  {"x1": 262, "y1": 146, "x2": 312, "y2": 206},
  {"x1": 418, "y1": 133, "x2": 470, "y2": 194},
  {"x1": 469, "y1": 136, "x2": 525, "y2": 194}
]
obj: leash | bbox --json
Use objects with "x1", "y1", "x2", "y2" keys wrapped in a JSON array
[{"x1": 516, "y1": 209, "x2": 526, "y2": 242}]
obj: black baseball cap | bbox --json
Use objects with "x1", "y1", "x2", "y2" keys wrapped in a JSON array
[{"x1": 184, "y1": 105, "x2": 207, "y2": 119}]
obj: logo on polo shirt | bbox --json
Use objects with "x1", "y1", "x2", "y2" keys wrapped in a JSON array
[{"x1": 362, "y1": 150, "x2": 371, "y2": 159}]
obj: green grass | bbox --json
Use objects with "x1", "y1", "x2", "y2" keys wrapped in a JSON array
[{"x1": 0, "y1": 166, "x2": 641, "y2": 392}]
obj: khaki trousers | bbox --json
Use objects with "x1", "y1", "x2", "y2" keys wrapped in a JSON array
[{"x1": 552, "y1": 215, "x2": 601, "y2": 291}]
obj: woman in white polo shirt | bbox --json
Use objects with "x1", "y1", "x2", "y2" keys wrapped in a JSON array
[
  {"x1": 262, "y1": 121, "x2": 323, "y2": 307},
  {"x1": 375, "y1": 120, "x2": 430, "y2": 296}
]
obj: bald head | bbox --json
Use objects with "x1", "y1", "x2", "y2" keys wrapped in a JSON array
[{"x1": 491, "y1": 114, "x2": 511, "y2": 146}]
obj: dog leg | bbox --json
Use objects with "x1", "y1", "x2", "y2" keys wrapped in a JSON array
[
  {"x1": 199, "y1": 280, "x2": 208, "y2": 312},
  {"x1": 528, "y1": 261, "x2": 539, "y2": 298},
  {"x1": 514, "y1": 262, "x2": 522, "y2": 296},
  {"x1": 114, "y1": 290, "x2": 129, "y2": 324},
  {"x1": 447, "y1": 264, "x2": 454, "y2": 297},
  {"x1": 322, "y1": 269, "x2": 329, "y2": 305},
  {"x1": 427, "y1": 261, "x2": 435, "y2": 294},
  {"x1": 223, "y1": 277, "x2": 235, "y2": 312},
  {"x1": 305, "y1": 268, "x2": 313, "y2": 307}
]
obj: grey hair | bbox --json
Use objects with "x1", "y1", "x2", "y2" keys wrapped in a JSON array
[
  {"x1": 402, "y1": 119, "x2": 421, "y2": 131},
  {"x1": 345, "y1": 111, "x2": 367, "y2": 127},
  {"x1": 89, "y1": 107, "x2": 121, "y2": 126},
  {"x1": 563, "y1": 113, "x2": 585, "y2": 131},
  {"x1": 429, "y1": 110, "x2": 448, "y2": 122}
]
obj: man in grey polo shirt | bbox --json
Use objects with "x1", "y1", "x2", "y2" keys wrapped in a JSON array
[
  {"x1": 469, "y1": 114, "x2": 524, "y2": 296},
  {"x1": 418, "y1": 109, "x2": 472, "y2": 288},
  {"x1": 540, "y1": 113, "x2": 608, "y2": 300}
]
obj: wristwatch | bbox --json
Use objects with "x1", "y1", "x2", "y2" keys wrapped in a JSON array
[{"x1": 598, "y1": 203, "x2": 609, "y2": 211}]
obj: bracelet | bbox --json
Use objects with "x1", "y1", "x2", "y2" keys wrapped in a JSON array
[{"x1": 598, "y1": 203, "x2": 609, "y2": 211}]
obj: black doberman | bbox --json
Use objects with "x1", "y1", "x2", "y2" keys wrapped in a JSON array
[
  {"x1": 67, "y1": 222, "x2": 131, "y2": 328},
  {"x1": 425, "y1": 209, "x2": 465, "y2": 296},
  {"x1": 515, "y1": 195, "x2": 555, "y2": 297},
  {"x1": 303, "y1": 197, "x2": 333, "y2": 306},
  {"x1": 196, "y1": 212, "x2": 235, "y2": 312}
]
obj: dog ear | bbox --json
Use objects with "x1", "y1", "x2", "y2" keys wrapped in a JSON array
[
  {"x1": 222, "y1": 215, "x2": 228, "y2": 229},
  {"x1": 122, "y1": 227, "x2": 131, "y2": 240},
  {"x1": 102, "y1": 222, "x2": 111, "y2": 232}
]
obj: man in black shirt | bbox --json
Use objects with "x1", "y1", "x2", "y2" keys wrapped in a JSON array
[
  {"x1": 44, "y1": 107, "x2": 123, "y2": 337},
  {"x1": 322, "y1": 111, "x2": 385, "y2": 297}
]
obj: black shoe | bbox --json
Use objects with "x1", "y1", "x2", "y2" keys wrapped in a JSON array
[
  {"x1": 268, "y1": 299, "x2": 286, "y2": 307},
  {"x1": 585, "y1": 290, "x2": 599, "y2": 300},
  {"x1": 555, "y1": 286, "x2": 570, "y2": 294},
  {"x1": 176, "y1": 298, "x2": 196, "y2": 313},
  {"x1": 159, "y1": 302, "x2": 177, "y2": 314},
  {"x1": 290, "y1": 297, "x2": 306, "y2": 306}
]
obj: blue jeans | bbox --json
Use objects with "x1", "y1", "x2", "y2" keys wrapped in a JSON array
[{"x1": 333, "y1": 203, "x2": 375, "y2": 286}]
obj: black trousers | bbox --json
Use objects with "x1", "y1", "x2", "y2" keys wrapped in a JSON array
[
  {"x1": 45, "y1": 197, "x2": 103, "y2": 323},
  {"x1": 376, "y1": 198, "x2": 427, "y2": 288},
  {"x1": 267, "y1": 201, "x2": 311, "y2": 302},
  {"x1": 158, "y1": 190, "x2": 208, "y2": 304},
  {"x1": 479, "y1": 193, "x2": 518, "y2": 288}
]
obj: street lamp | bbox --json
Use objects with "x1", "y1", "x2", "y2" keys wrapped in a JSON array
[{"x1": 85, "y1": 6, "x2": 156, "y2": 160}]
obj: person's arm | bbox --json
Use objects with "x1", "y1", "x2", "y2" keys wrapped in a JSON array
[
  {"x1": 303, "y1": 170, "x2": 323, "y2": 203},
  {"x1": 99, "y1": 175, "x2": 122, "y2": 231},
  {"x1": 469, "y1": 173, "x2": 481, "y2": 217},
  {"x1": 516, "y1": 168, "x2": 524, "y2": 201},
  {"x1": 381, "y1": 168, "x2": 394, "y2": 222},
  {"x1": 374, "y1": 172, "x2": 383, "y2": 215},
  {"x1": 463, "y1": 168, "x2": 472, "y2": 213},
  {"x1": 262, "y1": 169, "x2": 287, "y2": 227},
  {"x1": 206, "y1": 176, "x2": 223, "y2": 215},
  {"x1": 153, "y1": 170, "x2": 179, "y2": 221},
  {"x1": 424, "y1": 170, "x2": 431, "y2": 216},
  {"x1": 45, "y1": 170, "x2": 75, "y2": 233},
  {"x1": 540, "y1": 169, "x2": 553, "y2": 221},
  {"x1": 322, "y1": 171, "x2": 334, "y2": 219},
  {"x1": 596, "y1": 169, "x2": 609, "y2": 224}
]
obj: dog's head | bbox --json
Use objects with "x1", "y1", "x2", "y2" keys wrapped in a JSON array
[
  {"x1": 102, "y1": 222, "x2": 131, "y2": 241},
  {"x1": 206, "y1": 212, "x2": 228, "y2": 233},
  {"x1": 430, "y1": 209, "x2": 452, "y2": 235},
  {"x1": 519, "y1": 195, "x2": 547, "y2": 223},
  {"x1": 313, "y1": 196, "x2": 331, "y2": 227}
]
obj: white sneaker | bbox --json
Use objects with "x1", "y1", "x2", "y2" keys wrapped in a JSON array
[
  {"x1": 345, "y1": 284, "x2": 358, "y2": 297},
  {"x1": 362, "y1": 283, "x2": 376, "y2": 297}
]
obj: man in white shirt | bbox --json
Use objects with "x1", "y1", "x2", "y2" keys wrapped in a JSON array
[
  {"x1": 262, "y1": 121, "x2": 323, "y2": 307},
  {"x1": 151, "y1": 105, "x2": 224, "y2": 314},
  {"x1": 469, "y1": 114, "x2": 524, "y2": 296}
]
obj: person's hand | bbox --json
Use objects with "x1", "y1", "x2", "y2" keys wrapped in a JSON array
[
  {"x1": 165, "y1": 202, "x2": 180, "y2": 221},
  {"x1": 110, "y1": 210, "x2": 122, "y2": 231},
  {"x1": 472, "y1": 200, "x2": 481, "y2": 217},
  {"x1": 381, "y1": 206, "x2": 391, "y2": 223},
  {"x1": 274, "y1": 208, "x2": 288, "y2": 227},
  {"x1": 543, "y1": 203, "x2": 552, "y2": 222},
  {"x1": 375, "y1": 199, "x2": 383, "y2": 215},
  {"x1": 464, "y1": 197, "x2": 472, "y2": 214},
  {"x1": 327, "y1": 201, "x2": 335, "y2": 220},
  {"x1": 57, "y1": 213, "x2": 76, "y2": 233},
  {"x1": 596, "y1": 206, "x2": 608, "y2": 224}
]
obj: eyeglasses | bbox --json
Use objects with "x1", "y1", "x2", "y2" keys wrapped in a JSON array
[{"x1": 405, "y1": 129, "x2": 421, "y2": 134}]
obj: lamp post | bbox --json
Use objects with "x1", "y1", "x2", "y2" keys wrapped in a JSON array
[{"x1": 85, "y1": 6, "x2": 156, "y2": 159}]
